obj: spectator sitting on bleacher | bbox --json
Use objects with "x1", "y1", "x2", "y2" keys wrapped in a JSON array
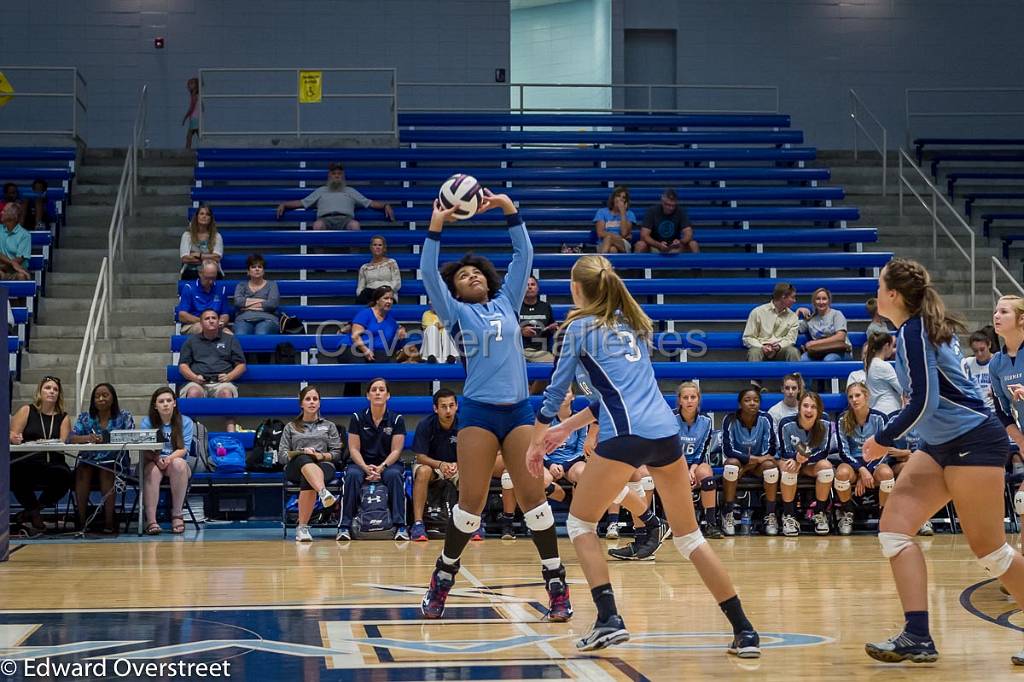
[
  {"x1": 338, "y1": 378, "x2": 408, "y2": 541},
  {"x1": 410, "y1": 388, "x2": 459, "y2": 542},
  {"x1": 864, "y1": 297, "x2": 894, "y2": 337},
  {"x1": 742, "y1": 282, "x2": 800, "y2": 367},
  {"x1": 233, "y1": 253, "x2": 280, "y2": 335},
  {"x1": 178, "y1": 309, "x2": 246, "y2": 398},
  {"x1": 281, "y1": 385, "x2": 346, "y2": 543},
  {"x1": 356, "y1": 235, "x2": 401, "y2": 304},
  {"x1": 768, "y1": 372, "x2": 804, "y2": 425},
  {"x1": 68, "y1": 383, "x2": 134, "y2": 535},
  {"x1": 593, "y1": 185, "x2": 637, "y2": 254},
  {"x1": 139, "y1": 387, "x2": 194, "y2": 535},
  {"x1": 636, "y1": 188, "x2": 699, "y2": 254},
  {"x1": 520, "y1": 276, "x2": 558, "y2": 394},
  {"x1": 795, "y1": 287, "x2": 852, "y2": 362},
  {"x1": 8, "y1": 376, "x2": 72, "y2": 537},
  {"x1": 275, "y1": 162, "x2": 394, "y2": 231},
  {"x1": 23, "y1": 179, "x2": 49, "y2": 230},
  {"x1": 1, "y1": 183, "x2": 25, "y2": 222},
  {"x1": 348, "y1": 285, "x2": 407, "y2": 363},
  {"x1": 177, "y1": 261, "x2": 230, "y2": 334},
  {"x1": 863, "y1": 331, "x2": 901, "y2": 415},
  {"x1": 420, "y1": 304, "x2": 458, "y2": 364},
  {"x1": 0, "y1": 204, "x2": 32, "y2": 281},
  {"x1": 180, "y1": 204, "x2": 223, "y2": 280}
]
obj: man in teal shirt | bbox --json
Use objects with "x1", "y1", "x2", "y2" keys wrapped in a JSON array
[{"x1": 0, "y1": 204, "x2": 31, "y2": 280}]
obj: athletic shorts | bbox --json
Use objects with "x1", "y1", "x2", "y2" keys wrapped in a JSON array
[
  {"x1": 595, "y1": 434, "x2": 681, "y2": 468},
  {"x1": 544, "y1": 456, "x2": 585, "y2": 474},
  {"x1": 458, "y1": 397, "x2": 534, "y2": 441},
  {"x1": 319, "y1": 213, "x2": 355, "y2": 230},
  {"x1": 919, "y1": 416, "x2": 1009, "y2": 468}
]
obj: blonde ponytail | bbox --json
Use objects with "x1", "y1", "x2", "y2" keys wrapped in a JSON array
[{"x1": 564, "y1": 255, "x2": 653, "y2": 339}]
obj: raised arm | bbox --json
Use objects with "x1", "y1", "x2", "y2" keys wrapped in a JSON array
[
  {"x1": 420, "y1": 201, "x2": 461, "y2": 324},
  {"x1": 477, "y1": 190, "x2": 533, "y2": 308}
]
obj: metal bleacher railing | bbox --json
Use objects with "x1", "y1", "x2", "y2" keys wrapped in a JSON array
[
  {"x1": 849, "y1": 89, "x2": 888, "y2": 196},
  {"x1": 74, "y1": 85, "x2": 147, "y2": 414},
  {"x1": 991, "y1": 256, "x2": 1024, "y2": 305},
  {"x1": 897, "y1": 147, "x2": 976, "y2": 307},
  {"x1": 0, "y1": 67, "x2": 88, "y2": 142}
]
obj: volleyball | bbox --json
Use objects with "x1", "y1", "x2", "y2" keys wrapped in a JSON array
[{"x1": 438, "y1": 173, "x2": 483, "y2": 220}]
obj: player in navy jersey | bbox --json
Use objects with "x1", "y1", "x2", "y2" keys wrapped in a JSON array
[
  {"x1": 833, "y1": 382, "x2": 896, "y2": 535},
  {"x1": 777, "y1": 392, "x2": 838, "y2": 536},
  {"x1": 676, "y1": 382, "x2": 720, "y2": 537},
  {"x1": 860, "y1": 258, "x2": 1024, "y2": 665},
  {"x1": 526, "y1": 255, "x2": 759, "y2": 655},
  {"x1": 420, "y1": 195, "x2": 572, "y2": 623},
  {"x1": 719, "y1": 388, "x2": 780, "y2": 536}
]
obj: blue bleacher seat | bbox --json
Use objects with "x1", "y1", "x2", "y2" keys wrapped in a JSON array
[
  {"x1": 398, "y1": 112, "x2": 793, "y2": 128},
  {"x1": 194, "y1": 166, "x2": 827, "y2": 184},
  {"x1": 196, "y1": 147, "x2": 815, "y2": 165},
  {"x1": 0, "y1": 147, "x2": 76, "y2": 162},
  {"x1": 199, "y1": 205, "x2": 858, "y2": 225},
  {"x1": 964, "y1": 192, "x2": 1024, "y2": 219},
  {"x1": 201, "y1": 227, "x2": 875, "y2": 249},
  {"x1": 914, "y1": 137, "x2": 1024, "y2": 163},
  {"x1": 216, "y1": 251, "x2": 891, "y2": 273},
  {"x1": 400, "y1": 130, "x2": 803, "y2": 145},
  {"x1": 179, "y1": 276, "x2": 879, "y2": 300},
  {"x1": 929, "y1": 151, "x2": 1024, "y2": 178},
  {"x1": 983, "y1": 213, "x2": 1024, "y2": 236},
  {"x1": 0, "y1": 168, "x2": 73, "y2": 183},
  {"x1": 179, "y1": 393, "x2": 850, "y2": 418},
  {"x1": 947, "y1": 171, "x2": 1024, "y2": 198},
  {"x1": 194, "y1": 185, "x2": 841, "y2": 204}
]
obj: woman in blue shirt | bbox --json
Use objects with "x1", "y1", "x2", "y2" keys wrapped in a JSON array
[
  {"x1": 833, "y1": 382, "x2": 896, "y2": 536},
  {"x1": 349, "y1": 286, "x2": 406, "y2": 362},
  {"x1": 420, "y1": 192, "x2": 571, "y2": 624},
  {"x1": 593, "y1": 186, "x2": 637, "y2": 254},
  {"x1": 69, "y1": 383, "x2": 134, "y2": 534},
  {"x1": 139, "y1": 387, "x2": 194, "y2": 535},
  {"x1": 861, "y1": 258, "x2": 1020, "y2": 665},
  {"x1": 527, "y1": 255, "x2": 760, "y2": 657},
  {"x1": 719, "y1": 388, "x2": 780, "y2": 537}
]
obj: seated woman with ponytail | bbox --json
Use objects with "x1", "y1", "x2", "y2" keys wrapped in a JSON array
[{"x1": 833, "y1": 381, "x2": 897, "y2": 536}]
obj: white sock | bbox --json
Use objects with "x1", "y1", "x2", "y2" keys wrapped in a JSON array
[{"x1": 541, "y1": 557, "x2": 562, "y2": 571}]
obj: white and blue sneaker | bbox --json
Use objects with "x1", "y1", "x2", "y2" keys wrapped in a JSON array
[
  {"x1": 577, "y1": 614, "x2": 629, "y2": 651},
  {"x1": 727, "y1": 630, "x2": 761, "y2": 658},
  {"x1": 865, "y1": 630, "x2": 938, "y2": 663}
]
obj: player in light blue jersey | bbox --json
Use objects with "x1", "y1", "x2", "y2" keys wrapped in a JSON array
[
  {"x1": 832, "y1": 382, "x2": 897, "y2": 535},
  {"x1": 777, "y1": 392, "x2": 838, "y2": 537},
  {"x1": 861, "y1": 258, "x2": 1024, "y2": 666},
  {"x1": 675, "y1": 382, "x2": 721, "y2": 538},
  {"x1": 990, "y1": 295, "x2": 1024, "y2": 547},
  {"x1": 420, "y1": 194, "x2": 572, "y2": 624},
  {"x1": 526, "y1": 255, "x2": 760, "y2": 656}
]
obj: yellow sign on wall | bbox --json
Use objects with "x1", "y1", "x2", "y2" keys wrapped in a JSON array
[
  {"x1": 0, "y1": 71, "x2": 14, "y2": 108},
  {"x1": 299, "y1": 71, "x2": 322, "y2": 104}
]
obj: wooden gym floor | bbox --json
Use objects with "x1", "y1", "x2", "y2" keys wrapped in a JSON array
[{"x1": 0, "y1": 533, "x2": 1021, "y2": 680}]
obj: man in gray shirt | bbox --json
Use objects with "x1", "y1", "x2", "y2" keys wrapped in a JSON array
[
  {"x1": 179, "y1": 309, "x2": 247, "y2": 398},
  {"x1": 275, "y1": 162, "x2": 395, "y2": 230}
]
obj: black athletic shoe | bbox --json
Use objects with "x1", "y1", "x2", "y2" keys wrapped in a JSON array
[
  {"x1": 704, "y1": 521, "x2": 723, "y2": 539},
  {"x1": 421, "y1": 559, "x2": 458, "y2": 619},
  {"x1": 500, "y1": 517, "x2": 516, "y2": 540},
  {"x1": 576, "y1": 614, "x2": 629, "y2": 651},
  {"x1": 864, "y1": 630, "x2": 938, "y2": 663},
  {"x1": 727, "y1": 630, "x2": 761, "y2": 659},
  {"x1": 542, "y1": 565, "x2": 573, "y2": 622}
]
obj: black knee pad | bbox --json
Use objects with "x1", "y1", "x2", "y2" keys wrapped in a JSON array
[
  {"x1": 545, "y1": 482, "x2": 557, "y2": 496},
  {"x1": 700, "y1": 477, "x2": 717, "y2": 491}
]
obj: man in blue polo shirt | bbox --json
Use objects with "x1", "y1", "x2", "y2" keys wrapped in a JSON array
[
  {"x1": 176, "y1": 260, "x2": 230, "y2": 333},
  {"x1": 0, "y1": 204, "x2": 32, "y2": 281},
  {"x1": 409, "y1": 389, "x2": 460, "y2": 542},
  {"x1": 338, "y1": 379, "x2": 408, "y2": 540}
]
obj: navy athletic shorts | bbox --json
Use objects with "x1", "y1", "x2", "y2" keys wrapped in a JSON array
[
  {"x1": 919, "y1": 415, "x2": 1010, "y2": 468},
  {"x1": 595, "y1": 434, "x2": 681, "y2": 468},
  {"x1": 458, "y1": 397, "x2": 535, "y2": 441}
]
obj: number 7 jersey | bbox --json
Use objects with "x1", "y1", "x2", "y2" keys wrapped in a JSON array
[
  {"x1": 539, "y1": 316, "x2": 679, "y2": 442},
  {"x1": 420, "y1": 217, "x2": 532, "y2": 404}
]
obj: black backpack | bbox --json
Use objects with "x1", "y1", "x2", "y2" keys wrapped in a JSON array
[
  {"x1": 354, "y1": 482, "x2": 392, "y2": 537},
  {"x1": 424, "y1": 479, "x2": 457, "y2": 528},
  {"x1": 248, "y1": 419, "x2": 286, "y2": 471}
]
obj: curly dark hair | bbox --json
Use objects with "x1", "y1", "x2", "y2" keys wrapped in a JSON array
[{"x1": 439, "y1": 253, "x2": 503, "y2": 301}]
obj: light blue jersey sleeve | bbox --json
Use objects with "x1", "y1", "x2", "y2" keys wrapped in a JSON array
[
  {"x1": 420, "y1": 232, "x2": 460, "y2": 328},
  {"x1": 539, "y1": 319, "x2": 591, "y2": 423},
  {"x1": 496, "y1": 218, "x2": 534, "y2": 310}
]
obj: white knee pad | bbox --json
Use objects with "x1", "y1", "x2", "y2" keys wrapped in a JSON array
[
  {"x1": 672, "y1": 529, "x2": 707, "y2": 560},
  {"x1": 627, "y1": 480, "x2": 645, "y2": 499},
  {"x1": 833, "y1": 478, "x2": 851, "y2": 492},
  {"x1": 781, "y1": 470, "x2": 799, "y2": 486},
  {"x1": 501, "y1": 472, "x2": 514, "y2": 490},
  {"x1": 524, "y1": 502, "x2": 554, "y2": 531},
  {"x1": 762, "y1": 467, "x2": 779, "y2": 484},
  {"x1": 817, "y1": 468, "x2": 835, "y2": 484},
  {"x1": 722, "y1": 464, "x2": 740, "y2": 482},
  {"x1": 612, "y1": 485, "x2": 629, "y2": 504},
  {"x1": 878, "y1": 531, "x2": 913, "y2": 559},
  {"x1": 879, "y1": 478, "x2": 895, "y2": 493},
  {"x1": 979, "y1": 543, "x2": 1017, "y2": 578},
  {"x1": 640, "y1": 476, "x2": 655, "y2": 492},
  {"x1": 1015, "y1": 490, "x2": 1024, "y2": 516},
  {"x1": 566, "y1": 513, "x2": 598, "y2": 542},
  {"x1": 451, "y1": 504, "x2": 481, "y2": 534}
]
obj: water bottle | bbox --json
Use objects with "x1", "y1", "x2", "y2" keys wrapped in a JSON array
[{"x1": 263, "y1": 448, "x2": 276, "y2": 468}]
